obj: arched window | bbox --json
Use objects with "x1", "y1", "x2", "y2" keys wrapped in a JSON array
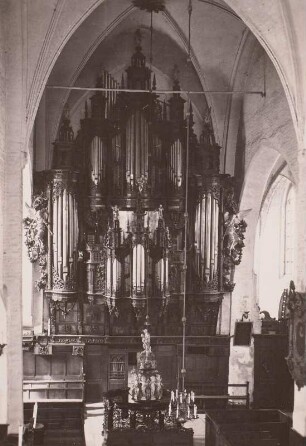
[{"x1": 255, "y1": 169, "x2": 295, "y2": 318}]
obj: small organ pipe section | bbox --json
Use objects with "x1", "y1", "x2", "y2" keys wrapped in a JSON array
[
  {"x1": 126, "y1": 111, "x2": 149, "y2": 189},
  {"x1": 100, "y1": 70, "x2": 120, "y2": 119},
  {"x1": 155, "y1": 256, "x2": 169, "y2": 297},
  {"x1": 194, "y1": 182, "x2": 220, "y2": 286},
  {"x1": 50, "y1": 170, "x2": 79, "y2": 292},
  {"x1": 90, "y1": 136, "x2": 106, "y2": 186},
  {"x1": 169, "y1": 139, "x2": 183, "y2": 189},
  {"x1": 132, "y1": 244, "x2": 145, "y2": 296}
]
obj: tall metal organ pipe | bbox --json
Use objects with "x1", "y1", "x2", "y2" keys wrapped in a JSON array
[
  {"x1": 195, "y1": 192, "x2": 219, "y2": 284},
  {"x1": 50, "y1": 172, "x2": 79, "y2": 289}
]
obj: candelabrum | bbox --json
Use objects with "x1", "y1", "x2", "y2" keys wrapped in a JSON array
[{"x1": 168, "y1": 389, "x2": 197, "y2": 423}]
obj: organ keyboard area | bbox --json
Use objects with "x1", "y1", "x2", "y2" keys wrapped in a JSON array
[{"x1": 25, "y1": 29, "x2": 247, "y2": 336}]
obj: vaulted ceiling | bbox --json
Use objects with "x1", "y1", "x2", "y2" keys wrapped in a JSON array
[
  {"x1": 34, "y1": 0, "x2": 298, "y2": 183},
  {"x1": 37, "y1": 0, "x2": 264, "y2": 172}
]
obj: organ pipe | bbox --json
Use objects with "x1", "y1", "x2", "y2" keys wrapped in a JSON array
[
  {"x1": 49, "y1": 171, "x2": 79, "y2": 292},
  {"x1": 126, "y1": 112, "x2": 149, "y2": 188},
  {"x1": 90, "y1": 136, "x2": 106, "y2": 186},
  {"x1": 195, "y1": 190, "x2": 220, "y2": 285},
  {"x1": 169, "y1": 139, "x2": 183, "y2": 189}
]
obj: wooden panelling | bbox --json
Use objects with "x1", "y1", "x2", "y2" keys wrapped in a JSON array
[
  {"x1": 23, "y1": 347, "x2": 84, "y2": 401},
  {"x1": 36, "y1": 356, "x2": 51, "y2": 377},
  {"x1": 50, "y1": 354, "x2": 66, "y2": 376},
  {"x1": 84, "y1": 345, "x2": 108, "y2": 402},
  {"x1": 253, "y1": 335, "x2": 294, "y2": 410},
  {"x1": 24, "y1": 351, "x2": 36, "y2": 377}
]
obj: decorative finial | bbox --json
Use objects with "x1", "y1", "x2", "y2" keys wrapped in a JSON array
[
  {"x1": 63, "y1": 103, "x2": 70, "y2": 121},
  {"x1": 152, "y1": 74, "x2": 156, "y2": 90},
  {"x1": 172, "y1": 64, "x2": 180, "y2": 90},
  {"x1": 204, "y1": 106, "x2": 212, "y2": 125},
  {"x1": 135, "y1": 28, "x2": 143, "y2": 49},
  {"x1": 112, "y1": 205, "x2": 119, "y2": 222},
  {"x1": 58, "y1": 104, "x2": 74, "y2": 142},
  {"x1": 158, "y1": 204, "x2": 164, "y2": 219}
]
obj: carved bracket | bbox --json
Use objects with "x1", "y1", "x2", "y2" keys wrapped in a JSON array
[{"x1": 72, "y1": 345, "x2": 85, "y2": 357}]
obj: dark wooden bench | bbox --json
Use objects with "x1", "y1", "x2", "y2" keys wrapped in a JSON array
[
  {"x1": 24, "y1": 401, "x2": 85, "y2": 446},
  {"x1": 205, "y1": 409, "x2": 290, "y2": 446}
]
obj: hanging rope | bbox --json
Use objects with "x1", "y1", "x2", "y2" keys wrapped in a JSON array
[
  {"x1": 187, "y1": 0, "x2": 192, "y2": 62},
  {"x1": 181, "y1": 96, "x2": 191, "y2": 392},
  {"x1": 181, "y1": 0, "x2": 193, "y2": 392}
]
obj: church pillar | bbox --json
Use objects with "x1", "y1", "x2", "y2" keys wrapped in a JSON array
[
  {"x1": 291, "y1": 149, "x2": 306, "y2": 440},
  {"x1": 1, "y1": 0, "x2": 26, "y2": 434},
  {"x1": 0, "y1": 0, "x2": 8, "y2": 432}
]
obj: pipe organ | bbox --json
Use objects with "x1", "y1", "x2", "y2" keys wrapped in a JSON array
[{"x1": 26, "y1": 30, "x2": 246, "y2": 338}]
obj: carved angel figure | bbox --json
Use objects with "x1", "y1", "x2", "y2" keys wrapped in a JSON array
[
  {"x1": 23, "y1": 194, "x2": 49, "y2": 263},
  {"x1": 141, "y1": 329, "x2": 151, "y2": 354},
  {"x1": 223, "y1": 209, "x2": 250, "y2": 263},
  {"x1": 112, "y1": 205, "x2": 119, "y2": 222}
]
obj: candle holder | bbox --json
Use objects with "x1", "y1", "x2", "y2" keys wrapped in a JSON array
[
  {"x1": 0, "y1": 343, "x2": 6, "y2": 356},
  {"x1": 168, "y1": 389, "x2": 197, "y2": 423}
]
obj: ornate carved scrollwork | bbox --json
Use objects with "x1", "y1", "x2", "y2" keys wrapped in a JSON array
[
  {"x1": 222, "y1": 184, "x2": 248, "y2": 291},
  {"x1": 23, "y1": 193, "x2": 49, "y2": 290},
  {"x1": 286, "y1": 281, "x2": 306, "y2": 389}
]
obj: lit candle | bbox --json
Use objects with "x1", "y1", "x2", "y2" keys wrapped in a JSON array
[
  {"x1": 18, "y1": 425, "x2": 23, "y2": 446},
  {"x1": 33, "y1": 402, "x2": 38, "y2": 429},
  {"x1": 168, "y1": 403, "x2": 171, "y2": 417},
  {"x1": 179, "y1": 393, "x2": 183, "y2": 403},
  {"x1": 191, "y1": 391, "x2": 194, "y2": 402},
  {"x1": 171, "y1": 391, "x2": 174, "y2": 401},
  {"x1": 194, "y1": 404, "x2": 197, "y2": 418},
  {"x1": 187, "y1": 406, "x2": 190, "y2": 419},
  {"x1": 175, "y1": 389, "x2": 178, "y2": 398}
]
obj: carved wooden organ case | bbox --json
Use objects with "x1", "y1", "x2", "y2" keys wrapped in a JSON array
[{"x1": 27, "y1": 37, "x2": 246, "y2": 338}]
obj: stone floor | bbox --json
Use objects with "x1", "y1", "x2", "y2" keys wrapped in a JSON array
[{"x1": 83, "y1": 403, "x2": 206, "y2": 446}]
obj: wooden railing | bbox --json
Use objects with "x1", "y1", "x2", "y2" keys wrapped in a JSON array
[
  {"x1": 194, "y1": 382, "x2": 250, "y2": 411},
  {"x1": 23, "y1": 378, "x2": 84, "y2": 402}
]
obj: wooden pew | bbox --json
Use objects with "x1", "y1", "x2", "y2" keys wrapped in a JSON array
[
  {"x1": 24, "y1": 402, "x2": 85, "y2": 446},
  {"x1": 205, "y1": 409, "x2": 290, "y2": 446}
]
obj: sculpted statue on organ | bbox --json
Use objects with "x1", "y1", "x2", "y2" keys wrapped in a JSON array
[{"x1": 25, "y1": 29, "x2": 247, "y2": 336}]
